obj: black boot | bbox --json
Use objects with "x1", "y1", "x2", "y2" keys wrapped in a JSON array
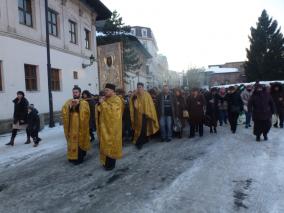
[
  {"x1": 5, "y1": 137, "x2": 15, "y2": 146},
  {"x1": 6, "y1": 129, "x2": 17, "y2": 146},
  {"x1": 25, "y1": 138, "x2": 31, "y2": 144},
  {"x1": 6, "y1": 130, "x2": 17, "y2": 146},
  {"x1": 33, "y1": 137, "x2": 41, "y2": 147},
  {"x1": 256, "y1": 135, "x2": 261, "y2": 142},
  {"x1": 263, "y1": 134, "x2": 268, "y2": 141},
  {"x1": 214, "y1": 127, "x2": 217, "y2": 133},
  {"x1": 274, "y1": 122, "x2": 278, "y2": 128}
]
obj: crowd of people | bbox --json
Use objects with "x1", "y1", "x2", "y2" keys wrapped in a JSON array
[{"x1": 5, "y1": 81, "x2": 284, "y2": 171}]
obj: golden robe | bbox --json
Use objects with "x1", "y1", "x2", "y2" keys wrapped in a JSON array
[
  {"x1": 96, "y1": 95, "x2": 123, "y2": 166},
  {"x1": 62, "y1": 99, "x2": 91, "y2": 160},
  {"x1": 129, "y1": 91, "x2": 159, "y2": 144}
]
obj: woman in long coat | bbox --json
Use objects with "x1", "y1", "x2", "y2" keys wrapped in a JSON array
[
  {"x1": 187, "y1": 88, "x2": 206, "y2": 138},
  {"x1": 205, "y1": 88, "x2": 219, "y2": 133},
  {"x1": 82, "y1": 90, "x2": 96, "y2": 142},
  {"x1": 270, "y1": 82, "x2": 284, "y2": 128},
  {"x1": 172, "y1": 88, "x2": 187, "y2": 138},
  {"x1": 248, "y1": 84, "x2": 275, "y2": 141},
  {"x1": 225, "y1": 86, "x2": 243, "y2": 134},
  {"x1": 6, "y1": 91, "x2": 29, "y2": 146}
]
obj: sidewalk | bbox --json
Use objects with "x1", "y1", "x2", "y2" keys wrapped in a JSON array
[{"x1": 0, "y1": 125, "x2": 66, "y2": 170}]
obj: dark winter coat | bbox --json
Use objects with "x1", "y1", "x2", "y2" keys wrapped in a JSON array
[
  {"x1": 205, "y1": 93, "x2": 219, "y2": 126},
  {"x1": 27, "y1": 108, "x2": 40, "y2": 133},
  {"x1": 13, "y1": 97, "x2": 29, "y2": 124},
  {"x1": 187, "y1": 94, "x2": 206, "y2": 125},
  {"x1": 172, "y1": 95, "x2": 186, "y2": 119},
  {"x1": 172, "y1": 95, "x2": 187, "y2": 127},
  {"x1": 156, "y1": 92, "x2": 175, "y2": 118},
  {"x1": 248, "y1": 90, "x2": 275, "y2": 121},
  {"x1": 218, "y1": 94, "x2": 228, "y2": 111},
  {"x1": 270, "y1": 83, "x2": 284, "y2": 115},
  {"x1": 123, "y1": 95, "x2": 131, "y2": 130},
  {"x1": 225, "y1": 92, "x2": 243, "y2": 114},
  {"x1": 85, "y1": 98, "x2": 96, "y2": 131}
]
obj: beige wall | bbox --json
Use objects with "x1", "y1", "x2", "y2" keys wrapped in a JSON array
[{"x1": 0, "y1": 0, "x2": 98, "y2": 59}]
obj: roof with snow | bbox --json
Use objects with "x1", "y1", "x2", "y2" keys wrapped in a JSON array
[
  {"x1": 206, "y1": 66, "x2": 239, "y2": 74},
  {"x1": 80, "y1": 0, "x2": 112, "y2": 21}
]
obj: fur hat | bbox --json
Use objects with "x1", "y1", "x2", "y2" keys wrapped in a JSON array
[
  {"x1": 17, "y1": 91, "x2": 25, "y2": 97},
  {"x1": 105, "y1": 83, "x2": 116, "y2": 91},
  {"x1": 137, "y1": 82, "x2": 144, "y2": 87}
]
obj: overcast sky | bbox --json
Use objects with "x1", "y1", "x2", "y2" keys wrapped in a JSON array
[{"x1": 102, "y1": 0, "x2": 284, "y2": 72}]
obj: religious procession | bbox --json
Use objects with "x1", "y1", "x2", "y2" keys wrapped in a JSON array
[{"x1": 5, "y1": 81, "x2": 284, "y2": 171}]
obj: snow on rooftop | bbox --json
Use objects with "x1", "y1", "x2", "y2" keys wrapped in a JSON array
[
  {"x1": 206, "y1": 66, "x2": 239, "y2": 74},
  {"x1": 214, "y1": 80, "x2": 284, "y2": 88}
]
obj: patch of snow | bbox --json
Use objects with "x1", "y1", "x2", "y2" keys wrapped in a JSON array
[
  {"x1": 215, "y1": 80, "x2": 284, "y2": 88},
  {"x1": 206, "y1": 66, "x2": 239, "y2": 74},
  {"x1": 0, "y1": 124, "x2": 66, "y2": 170}
]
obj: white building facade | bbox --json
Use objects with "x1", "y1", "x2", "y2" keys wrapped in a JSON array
[
  {"x1": 130, "y1": 26, "x2": 169, "y2": 89},
  {"x1": 0, "y1": 0, "x2": 111, "y2": 121}
]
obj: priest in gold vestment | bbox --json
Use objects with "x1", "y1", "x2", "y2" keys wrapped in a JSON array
[
  {"x1": 96, "y1": 83, "x2": 123, "y2": 170},
  {"x1": 62, "y1": 86, "x2": 91, "y2": 165},
  {"x1": 130, "y1": 82, "x2": 159, "y2": 150}
]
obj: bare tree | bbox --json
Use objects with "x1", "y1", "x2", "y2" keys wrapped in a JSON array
[{"x1": 186, "y1": 67, "x2": 206, "y2": 89}]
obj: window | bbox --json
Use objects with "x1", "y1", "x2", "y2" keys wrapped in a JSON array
[
  {"x1": 24, "y1": 64, "x2": 38, "y2": 91},
  {"x1": 18, "y1": 0, "x2": 33, "y2": 27},
  {"x1": 142, "y1": 41, "x2": 148, "y2": 50},
  {"x1": 84, "y1": 29, "x2": 91, "y2": 49},
  {"x1": 51, "y1": 68, "x2": 61, "y2": 91},
  {"x1": 131, "y1": 29, "x2": 135, "y2": 35},
  {"x1": 69, "y1": 20, "x2": 77, "y2": 44},
  {"x1": 73, "y1": 71, "x2": 78, "y2": 79},
  {"x1": 146, "y1": 65, "x2": 150, "y2": 75},
  {"x1": 48, "y1": 9, "x2": 58, "y2": 37},
  {"x1": 142, "y1": 28, "x2": 147, "y2": 37},
  {"x1": 0, "y1": 61, "x2": 3, "y2": 91}
]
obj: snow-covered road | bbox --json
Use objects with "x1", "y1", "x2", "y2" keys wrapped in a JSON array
[{"x1": 0, "y1": 124, "x2": 284, "y2": 213}]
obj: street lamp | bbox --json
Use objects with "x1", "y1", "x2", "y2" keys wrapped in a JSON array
[
  {"x1": 82, "y1": 54, "x2": 96, "y2": 68},
  {"x1": 44, "y1": 0, "x2": 55, "y2": 128}
]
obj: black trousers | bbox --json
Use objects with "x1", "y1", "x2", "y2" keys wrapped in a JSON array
[
  {"x1": 136, "y1": 114, "x2": 148, "y2": 149},
  {"x1": 90, "y1": 129, "x2": 95, "y2": 141},
  {"x1": 27, "y1": 129, "x2": 39, "y2": 140},
  {"x1": 190, "y1": 123, "x2": 203, "y2": 137},
  {"x1": 254, "y1": 119, "x2": 272, "y2": 136},
  {"x1": 11, "y1": 129, "x2": 30, "y2": 140},
  {"x1": 275, "y1": 112, "x2": 284, "y2": 127},
  {"x1": 228, "y1": 112, "x2": 239, "y2": 132},
  {"x1": 104, "y1": 156, "x2": 116, "y2": 170}
]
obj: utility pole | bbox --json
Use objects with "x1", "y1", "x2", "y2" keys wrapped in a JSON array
[{"x1": 44, "y1": 0, "x2": 55, "y2": 127}]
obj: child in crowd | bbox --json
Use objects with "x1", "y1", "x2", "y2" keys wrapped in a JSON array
[{"x1": 27, "y1": 104, "x2": 41, "y2": 147}]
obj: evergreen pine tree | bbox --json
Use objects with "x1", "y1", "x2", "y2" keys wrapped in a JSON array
[
  {"x1": 245, "y1": 10, "x2": 284, "y2": 81},
  {"x1": 98, "y1": 10, "x2": 131, "y2": 35}
]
